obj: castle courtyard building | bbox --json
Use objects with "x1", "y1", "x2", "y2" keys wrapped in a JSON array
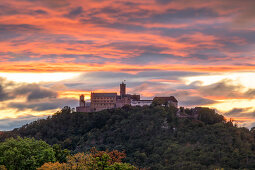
[{"x1": 90, "y1": 93, "x2": 117, "y2": 112}]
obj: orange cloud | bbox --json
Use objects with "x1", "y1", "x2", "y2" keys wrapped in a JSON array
[{"x1": 0, "y1": 62, "x2": 255, "y2": 73}]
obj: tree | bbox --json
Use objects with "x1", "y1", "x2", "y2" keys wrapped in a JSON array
[
  {"x1": 0, "y1": 137, "x2": 56, "y2": 170},
  {"x1": 196, "y1": 108, "x2": 225, "y2": 124},
  {"x1": 251, "y1": 127, "x2": 255, "y2": 138},
  {"x1": 0, "y1": 165, "x2": 7, "y2": 170},
  {"x1": 53, "y1": 144, "x2": 70, "y2": 163},
  {"x1": 39, "y1": 148, "x2": 136, "y2": 170}
]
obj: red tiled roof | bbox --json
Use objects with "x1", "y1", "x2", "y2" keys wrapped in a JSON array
[{"x1": 153, "y1": 96, "x2": 178, "y2": 102}]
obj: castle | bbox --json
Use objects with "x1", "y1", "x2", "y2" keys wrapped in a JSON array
[{"x1": 76, "y1": 82, "x2": 178, "y2": 112}]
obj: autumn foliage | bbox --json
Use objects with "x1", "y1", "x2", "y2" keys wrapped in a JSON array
[
  {"x1": 90, "y1": 147, "x2": 126, "y2": 164},
  {"x1": 38, "y1": 147, "x2": 136, "y2": 170}
]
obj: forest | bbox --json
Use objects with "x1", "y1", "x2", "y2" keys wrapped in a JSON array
[{"x1": 1, "y1": 105, "x2": 255, "y2": 169}]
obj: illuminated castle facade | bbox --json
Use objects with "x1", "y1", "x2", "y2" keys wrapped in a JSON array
[{"x1": 76, "y1": 82, "x2": 178, "y2": 112}]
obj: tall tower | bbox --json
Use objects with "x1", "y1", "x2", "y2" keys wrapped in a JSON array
[
  {"x1": 120, "y1": 81, "x2": 126, "y2": 98},
  {"x1": 79, "y1": 95, "x2": 85, "y2": 107}
]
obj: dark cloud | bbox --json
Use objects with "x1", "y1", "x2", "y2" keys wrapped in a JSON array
[
  {"x1": 155, "y1": 0, "x2": 255, "y2": 24},
  {"x1": 41, "y1": 0, "x2": 70, "y2": 8},
  {"x1": 121, "y1": 53, "x2": 180, "y2": 65},
  {"x1": 0, "y1": 84, "x2": 11, "y2": 101},
  {"x1": 101, "y1": 42, "x2": 169, "y2": 53},
  {"x1": 128, "y1": 8, "x2": 218, "y2": 24},
  {"x1": 8, "y1": 98, "x2": 77, "y2": 112},
  {"x1": 14, "y1": 84, "x2": 57, "y2": 101},
  {"x1": 196, "y1": 79, "x2": 255, "y2": 99},
  {"x1": 0, "y1": 114, "x2": 48, "y2": 131},
  {"x1": 244, "y1": 89, "x2": 255, "y2": 98},
  {"x1": 0, "y1": 24, "x2": 40, "y2": 33},
  {"x1": 159, "y1": 88, "x2": 218, "y2": 107},
  {"x1": 223, "y1": 0, "x2": 255, "y2": 24},
  {"x1": 81, "y1": 17, "x2": 146, "y2": 32},
  {"x1": 156, "y1": 0, "x2": 173, "y2": 4},
  {"x1": 225, "y1": 107, "x2": 251, "y2": 116},
  {"x1": 180, "y1": 96, "x2": 217, "y2": 106},
  {"x1": 0, "y1": 78, "x2": 16, "y2": 101},
  {"x1": 0, "y1": 24, "x2": 41, "y2": 42},
  {"x1": 0, "y1": 4, "x2": 48, "y2": 17},
  {"x1": 0, "y1": 77, "x2": 78, "y2": 115},
  {"x1": 34, "y1": 9, "x2": 48, "y2": 15},
  {"x1": 99, "y1": 41, "x2": 186, "y2": 65},
  {"x1": 225, "y1": 107, "x2": 255, "y2": 118},
  {"x1": 0, "y1": 24, "x2": 42, "y2": 42},
  {"x1": 171, "y1": 91, "x2": 191, "y2": 98},
  {"x1": 102, "y1": 6, "x2": 150, "y2": 22},
  {"x1": 21, "y1": 0, "x2": 69, "y2": 8},
  {"x1": 64, "y1": 6, "x2": 83, "y2": 18},
  {"x1": 0, "y1": 77, "x2": 57, "y2": 102},
  {"x1": 0, "y1": 52, "x2": 41, "y2": 62},
  {"x1": 198, "y1": 79, "x2": 242, "y2": 98},
  {"x1": 0, "y1": 4, "x2": 20, "y2": 16}
]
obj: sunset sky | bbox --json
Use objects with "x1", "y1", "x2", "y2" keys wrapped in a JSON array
[{"x1": 0, "y1": 0, "x2": 255, "y2": 130}]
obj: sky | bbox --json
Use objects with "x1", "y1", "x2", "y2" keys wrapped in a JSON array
[{"x1": 0, "y1": 0, "x2": 255, "y2": 130}]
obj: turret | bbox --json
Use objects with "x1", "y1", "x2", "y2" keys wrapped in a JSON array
[
  {"x1": 120, "y1": 81, "x2": 126, "y2": 98},
  {"x1": 79, "y1": 94, "x2": 85, "y2": 107}
]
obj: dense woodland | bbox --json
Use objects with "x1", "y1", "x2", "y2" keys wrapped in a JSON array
[
  {"x1": 0, "y1": 137, "x2": 135, "y2": 169},
  {"x1": 1, "y1": 105, "x2": 255, "y2": 169}
]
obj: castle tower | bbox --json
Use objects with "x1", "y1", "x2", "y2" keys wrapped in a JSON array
[
  {"x1": 120, "y1": 81, "x2": 126, "y2": 98},
  {"x1": 79, "y1": 94, "x2": 85, "y2": 107}
]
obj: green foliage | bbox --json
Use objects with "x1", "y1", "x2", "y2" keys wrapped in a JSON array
[
  {"x1": 2, "y1": 106, "x2": 255, "y2": 169},
  {"x1": 0, "y1": 137, "x2": 56, "y2": 170},
  {"x1": 195, "y1": 107, "x2": 225, "y2": 124},
  {"x1": 53, "y1": 144, "x2": 70, "y2": 163},
  {"x1": 106, "y1": 162, "x2": 136, "y2": 170}
]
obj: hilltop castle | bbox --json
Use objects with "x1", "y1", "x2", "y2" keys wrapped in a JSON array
[{"x1": 76, "y1": 82, "x2": 178, "y2": 112}]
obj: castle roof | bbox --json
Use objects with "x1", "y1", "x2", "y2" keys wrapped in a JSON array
[
  {"x1": 153, "y1": 96, "x2": 178, "y2": 102},
  {"x1": 92, "y1": 93, "x2": 117, "y2": 97}
]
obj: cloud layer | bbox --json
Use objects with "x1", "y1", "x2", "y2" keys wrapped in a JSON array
[
  {"x1": 0, "y1": 0, "x2": 255, "y2": 72},
  {"x1": 0, "y1": 0, "x2": 255, "y2": 130}
]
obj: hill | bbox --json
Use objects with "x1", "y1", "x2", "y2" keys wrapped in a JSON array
[{"x1": 1, "y1": 105, "x2": 255, "y2": 169}]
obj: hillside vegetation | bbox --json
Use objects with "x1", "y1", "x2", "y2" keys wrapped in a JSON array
[
  {"x1": 1, "y1": 105, "x2": 255, "y2": 169},
  {"x1": 0, "y1": 137, "x2": 135, "y2": 170}
]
